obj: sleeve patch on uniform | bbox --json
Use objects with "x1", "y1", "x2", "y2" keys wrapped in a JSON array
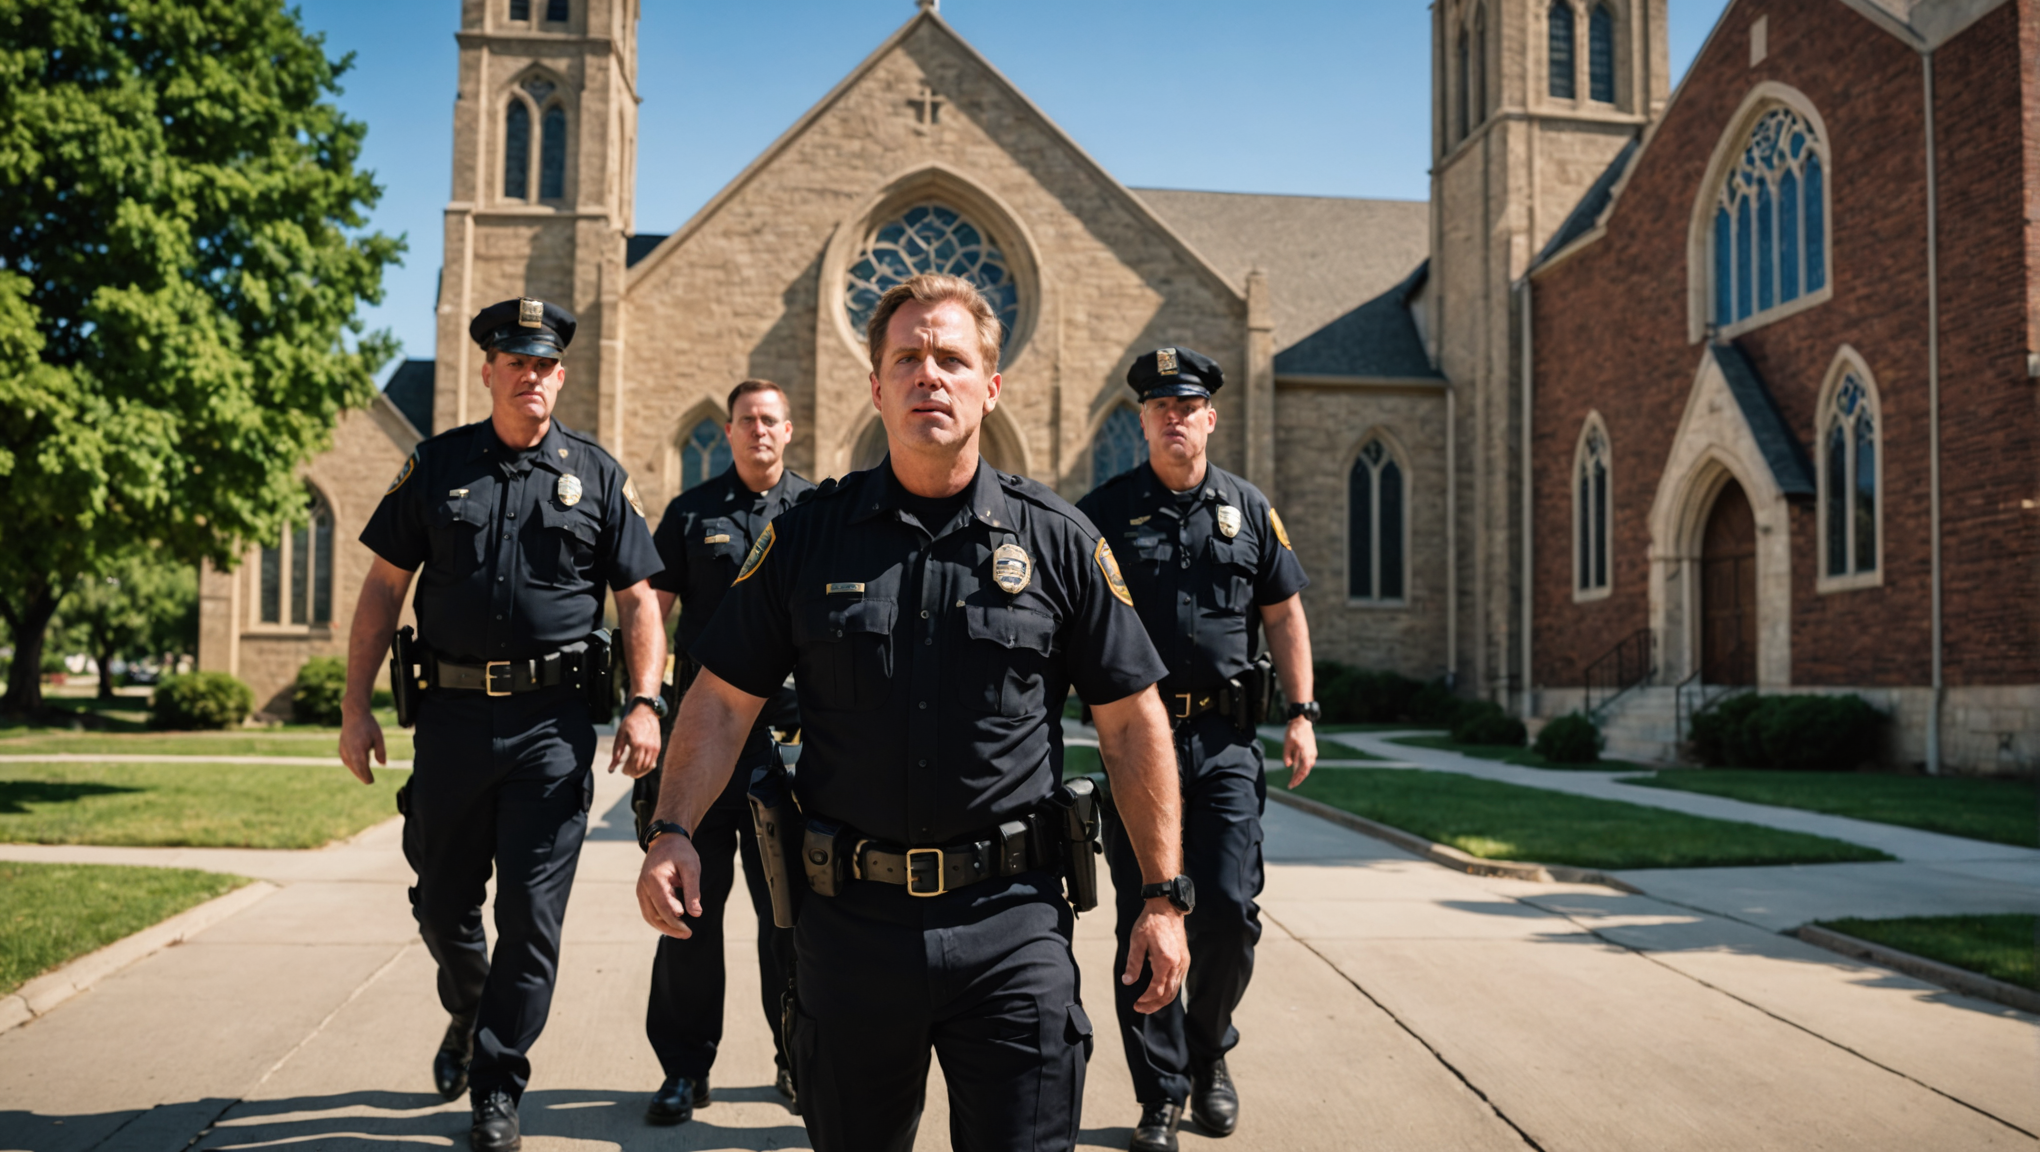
[
  {"x1": 1268, "y1": 507, "x2": 1293, "y2": 551},
  {"x1": 386, "y1": 452, "x2": 417, "y2": 495},
  {"x1": 734, "y1": 521, "x2": 775, "y2": 584},
  {"x1": 623, "y1": 475, "x2": 646, "y2": 518},
  {"x1": 1095, "y1": 538, "x2": 1133, "y2": 607}
]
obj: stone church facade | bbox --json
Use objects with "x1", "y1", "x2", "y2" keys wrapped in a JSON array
[{"x1": 199, "y1": 0, "x2": 2036, "y2": 772}]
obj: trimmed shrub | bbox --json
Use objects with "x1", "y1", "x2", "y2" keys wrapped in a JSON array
[
  {"x1": 151, "y1": 672, "x2": 253, "y2": 730},
  {"x1": 1689, "y1": 692, "x2": 1765, "y2": 766},
  {"x1": 1408, "y1": 679, "x2": 1467, "y2": 726},
  {"x1": 1315, "y1": 661, "x2": 1422, "y2": 724},
  {"x1": 1534, "y1": 712, "x2": 1603, "y2": 764},
  {"x1": 1450, "y1": 700, "x2": 1527, "y2": 746},
  {"x1": 291, "y1": 656, "x2": 348, "y2": 726},
  {"x1": 1754, "y1": 694, "x2": 1883, "y2": 771}
]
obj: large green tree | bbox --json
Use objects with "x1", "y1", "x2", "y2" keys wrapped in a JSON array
[
  {"x1": 59, "y1": 548, "x2": 197, "y2": 699},
  {"x1": 0, "y1": 0, "x2": 401, "y2": 714}
]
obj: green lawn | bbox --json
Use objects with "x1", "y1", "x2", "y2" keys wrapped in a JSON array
[
  {"x1": 1622, "y1": 770, "x2": 2039, "y2": 849},
  {"x1": 1320, "y1": 722, "x2": 1448, "y2": 733},
  {"x1": 1290, "y1": 768, "x2": 1891, "y2": 870},
  {"x1": 1, "y1": 861, "x2": 250, "y2": 995},
  {"x1": 1819, "y1": 914, "x2": 2037, "y2": 990},
  {"x1": 1063, "y1": 744, "x2": 1103, "y2": 779},
  {"x1": 1390, "y1": 734, "x2": 1648, "y2": 773},
  {"x1": 0, "y1": 726, "x2": 413, "y2": 761},
  {"x1": 0, "y1": 761, "x2": 409, "y2": 849}
]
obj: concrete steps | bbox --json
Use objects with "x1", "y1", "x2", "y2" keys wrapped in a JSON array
[{"x1": 1593, "y1": 686, "x2": 1682, "y2": 764}]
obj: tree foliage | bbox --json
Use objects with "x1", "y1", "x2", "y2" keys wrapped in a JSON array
[
  {"x1": 0, "y1": 0, "x2": 401, "y2": 713},
  {"x1": 59, "y1": 548, "x2": 197, "y2": 699}
]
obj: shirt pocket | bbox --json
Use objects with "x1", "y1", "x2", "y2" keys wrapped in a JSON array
[
  {"x1": 533, "y1": 503, "x2": 600, "y2": 587},
  {"x1": 1203, "y1": 538, "x2": 1255, "y2": 612},
  {"x1": 429, "y1": 495, "x2": 487, "y2": 578},
  {"x1": 793, "y1": 596, "x2": 896, "y2": 712},
  {"x1": 685, "y1": 519, "x2": 746, "y2": 578},
  {"x1": 956, "y1": 603, "x2": 1059, "y2": 717}
]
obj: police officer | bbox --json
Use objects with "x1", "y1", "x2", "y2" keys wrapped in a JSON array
[
  {"x1": 338, "y1": 298, "x2": 667, "y2": 1152},
  {"x1": 638, "y1": 378, "x2": 811, "y2": 1122},
  {"x1": 634, "y1": 272, "x2": 1192, "y2": 1152},
  {"x1": 1077, "y1": 347, "x2": 1320, "y2": 1152}
]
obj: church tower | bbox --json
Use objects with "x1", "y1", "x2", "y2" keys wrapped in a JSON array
[
  {"x1": 1429, "y1": 0, "x2": 1667, "y2": 703},
  {"x1": 433, "y1": 0, "x2": 640, "y2": 444}
]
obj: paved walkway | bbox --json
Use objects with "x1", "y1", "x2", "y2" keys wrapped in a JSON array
[{"x1": 3, "y1": 756, "x2": 2037, "y2": 1151}]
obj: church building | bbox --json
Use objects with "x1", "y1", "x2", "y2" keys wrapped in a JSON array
[{"x1": 198, "y1": 0, "x2": 2037, "y2": 772}]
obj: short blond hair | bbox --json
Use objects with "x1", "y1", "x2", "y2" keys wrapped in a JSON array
[{"x1": 864, "y1": 273, "x2": 1003, "y2": 374}]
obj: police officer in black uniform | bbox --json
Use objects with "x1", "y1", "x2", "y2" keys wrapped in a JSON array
[
  {"x1": 1078, "y1": 347, "x2": 1320, "y2": 1152},
  {"x1": 339, "y1": 298, "x2": 667, "y2": 1152},
  {"x1": 634, "y1": 273, "x2": 1193, "y2": 1152},
  {"x1": 638, "y1": 378, "x2": 811, "y2": 1121}
]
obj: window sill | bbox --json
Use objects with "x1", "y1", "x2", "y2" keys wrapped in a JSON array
[
  {"x1": 1816, "y1": 569, "x2": 1882, "y2": 594},
  {"x1": 242, "y1": 625, "x2": 334, "y2": 638},
  {"x1": 1572, "y1": 585, "x2": 1613, "y2": 603},
  {"x1": 1711, "y1": 285, "x2": 1833, "y2": 342}
]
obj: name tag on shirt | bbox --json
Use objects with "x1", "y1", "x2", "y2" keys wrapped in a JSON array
[
  {"x1": 705, "y1": 533, "x2": 731, "y2": 544},
  {"x1": 826, "y1": 582, "x2": 865, "y2": 595}
]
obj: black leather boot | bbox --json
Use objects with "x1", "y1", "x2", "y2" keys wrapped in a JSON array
[
  {"x1": 433, "y1": 1014, "x2": 475, "y2": 1101},
  {"x1": 645, "y1": 1075, "x2": 709, "y2": 1125},
  {"x1": 469, "y1": 1088, "x2": 520, "y2": 1152},
  {"x1": 1191, "y1": 1057, "x2": 1239, "y2": 1136},
  {"x1": 774, "y1": 1067, "x2": 799, "y2": 1114},
  {"x1": 1129, "y1": 1102, "x2": 1182, "y2": 1152}
]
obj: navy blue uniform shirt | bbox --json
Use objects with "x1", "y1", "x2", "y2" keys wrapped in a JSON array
[
  {"x1": 649, "y1": 466, "x2": 814, "y2": 656},
  {"x1": 361, "y1": 419, "x2": 664, "y2": 662},
  {"x1": 691, "y1": 458, "x2": 1168, "y2": 846},
  {"x1": 1077, "y1": 461, "x2": 1308, "y2": 698}
]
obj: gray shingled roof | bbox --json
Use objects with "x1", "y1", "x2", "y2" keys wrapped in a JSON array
[
  {"x1": 1274, "y1": 261, "x2": 1440, "y2": 380},
  {"x1": 1132, "y1": 189, "x2": 1430, "y2": 354},
  {"x1": 627, "y1": 234, "x2": 668, "y2": 267},
  {"x1": 383, "y1": 358, "x2": 434, "y2": 438},
  {"x1": 1533, "y1": 139, "x2": 1638, "y2": 268},
  {"x1": 1712, "y1": 343, "x2": 1815, "y2": 497}
]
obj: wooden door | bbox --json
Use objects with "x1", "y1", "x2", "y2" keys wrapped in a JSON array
[{"x1": 1700, "y1": 479, "x2": 1758, "y2": 685}]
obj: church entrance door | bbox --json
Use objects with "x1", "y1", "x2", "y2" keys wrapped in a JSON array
[{"x1": 1699, "y1": 478, "x2": 1758, "y2": 685}]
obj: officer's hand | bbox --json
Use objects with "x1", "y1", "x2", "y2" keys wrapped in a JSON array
[
  {"x1": 1124, "y1": 899, "x2": 1189, "y2": 1014},
  {"x1": 1283, "y1": 716, "x2": 1318, "y2": 789},
  {"x1": 611, "y1": 703, "x2": 662, "y2": 778},
  {"x1": 338, "y1": 708, "x2": 387, "y2": 786},
  {"x1": 636, "y1": 829, "x2": 703, "y2": 940}
]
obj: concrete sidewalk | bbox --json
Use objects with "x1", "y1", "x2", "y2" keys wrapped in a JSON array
[{"x1": 2, "y1": 759, "x2": 2036, "y2": 1150}]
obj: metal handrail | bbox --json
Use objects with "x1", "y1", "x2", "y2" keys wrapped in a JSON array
[
  {"x1": 1583, "y1": 628, "x2": 1654, "y2": 721},
  {"x1": 1673, "y1": 643, "x2": 1752, "y2": 761}
]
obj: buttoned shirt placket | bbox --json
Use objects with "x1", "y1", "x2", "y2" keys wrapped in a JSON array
[{"x1": 487, "y1": 446, "x2": 533, "y2": 657}]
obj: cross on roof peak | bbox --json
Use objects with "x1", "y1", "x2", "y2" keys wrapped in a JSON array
[{"x1": 909, "y1": 84, "x2": 943, "y2": 125}]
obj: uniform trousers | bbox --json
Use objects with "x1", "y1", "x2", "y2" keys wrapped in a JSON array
[
  {"x1": 789, "y1": 871, "x2": 1093, "y2": 1152},
  {"x1": 640, "y1": 726, "x2": 795, "y2": 1081},
  {"x1": 1106, "y1": 713, "x2": 1265, "y2": 1106},
  {"x1": 402, "y1": 686, "x2": 595, "y2": 1102}
]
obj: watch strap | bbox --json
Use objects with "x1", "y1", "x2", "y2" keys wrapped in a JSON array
[{"x1": 641, "y1": 818, "x2": 691, "y2": 852}]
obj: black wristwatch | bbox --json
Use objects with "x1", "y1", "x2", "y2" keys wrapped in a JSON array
[
  {"x1": 1140, "y1": 875, "x2": 1196, "y2": 914},
  {"x1": 641, "y1": 819, "x2": 690, "y2": 852},
  {"x1": 626, "y1": 693, "x2": 669, "y2": 720},
  {"x1": 1285, "y1": 701, "x2": 1321, "y2": 723}
]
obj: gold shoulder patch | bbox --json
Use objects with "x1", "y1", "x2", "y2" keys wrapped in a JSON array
[
  {"x1": 1095, "y1": 538, "x2": 1133, "y2": 607},
  {"x1": 1268, "y1": 507, "x2": 1292, "y2": 551},
  {"x1": 386, "y1": 453, "x2": 417, "y2": 495},
  {"x1": 734, "y1": 521, "x2": 776, "y2": 584},
  {"x1": 623, "y1": 475, "x2": 646, "y2": 518}
]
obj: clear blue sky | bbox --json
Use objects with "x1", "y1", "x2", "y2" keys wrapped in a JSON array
[{"x1": 292, "y1": 1, "x2": 1733, "y2": 378}]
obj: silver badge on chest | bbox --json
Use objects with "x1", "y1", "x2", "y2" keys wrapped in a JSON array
[
  {"x1": 992, "y1": 542, "x2": 1032, "y2": 595},
  {"x1": 557, "y1": 473, "x2": 583, "y2": 507},
  {"x1": 1216, "y1": 505, "x2": 1242, "y2": 539}
]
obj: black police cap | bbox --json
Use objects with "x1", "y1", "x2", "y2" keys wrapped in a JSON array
[
  {"x1": 469, "y1": 297, "x2": 577, "y2": 360},
  {"x1": 1126, "y1": 346, "x2": 1224, "y2": 402}
]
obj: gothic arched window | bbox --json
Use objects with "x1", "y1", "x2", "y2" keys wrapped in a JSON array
[
  {"x1": 1472, "y1": 7, "x2": 1487, "y2": 125},
  {"x1": 845, "y1": 204, "x2": 1019, "y2": 354},
  {"x1": 1712, "y1": 105, "x2": 1828, "y2": 329},
  {"x1": 503, "y1": 100, "x2": 531, "y2": 200},
  {"x1": 680, "y1": 419, "x2": 731, "y2": 492},
  {"x1": 1348, "y1": 438, "x2": 1407, "y2": 602},
  {"x1": 540, "y1": 106, "x2": 567, "y2": 199},
  {"x1": 1821, "y1": 371, "x2": 1879, "y2": 581},
  {"x1": 258, "y1": 488, "x2": 334, "y2": 627},
  {"x1": 545, "y1": 0, "x2": 569, "y2": 21},
  {"x1": 1549, "y1": 2, "x2": 1577, "y2": 100},
  {"x1": 1455, "y1": 29, "x2": 1471, "y2": 141},
  {"x1": 1589, "y1": 5, "x2": 1615, "y2": 103},
  {"x1": 1091, "y1": 406, "x2": 1147, "y2": 486},
  {"x1": 1575, "y1": 421, "x2": 1610, "y2": 595}
]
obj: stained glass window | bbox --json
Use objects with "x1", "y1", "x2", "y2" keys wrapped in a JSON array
[
  {"x1": 1823, "y1": 373, "x2": 1878, "y2": 579},
  {"x1": 1349, "y1": 438, "x2": 1407, "y2": 602},
  {"x1": 1456, "y1": 30, "x2": 1471, "y2": 140},
  {"x1": 681, "y1": 419, "x2": 731, "y2": 493},
  {"x1": 845, "y1": 204, "x2": 1020, "y2": 355},
  {"x1": 258, "y1": 490, "x2": 333, "y2": 626},
  {"x1": 1588, "y1": 5, "x2": 1614, "y2": 102},
  {"x1": 546, "y1": 0, "x2": 568, "y2": 21},
  {"x1": 1576, "y1": 423, "x2": 1610, "y2": 592},
  {"x1": 504, "y1": 100, "x2": 530, "y2": 200},
  {"x1": 1549, "y1": 2, "x2": 1576, "y2": 100},
  {"x1": 540, "y1": 106, "x2": 567, "y2": 199},
  {"x1": 1712, "y1": 106, "x2": 1827, "y2": 327},
  {"x1": 1091, "y1": 406, "x2": 1147, "y2": 486}
]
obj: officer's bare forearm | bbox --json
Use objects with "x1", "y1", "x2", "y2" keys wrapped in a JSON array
[
  {"x1": 652, "y1": 669, "x2": 767, "y2": 831},
  {"x1": 1092, "y1": 687, "x2": 1182, "y2": 884},
  {"x1": 1260, "y1": 594, "x2": 1314, "y2": 706},
  {"x1": 613, "y1": 580, "x2": 666, "y2": 699},
  {"x1": 343, "y1": 557, "x2": 414, "y2": 715}
]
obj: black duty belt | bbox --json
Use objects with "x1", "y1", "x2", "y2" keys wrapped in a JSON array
[
  {"x1": 1166, "y1": 686, "x2": 1239, "y2": 728},
  {"x1": 851, "y1": 821, "x2": 1051, "y2": 898},
  {"x1": 430, "y1": 645, "x2": 589, "y2": 696}
]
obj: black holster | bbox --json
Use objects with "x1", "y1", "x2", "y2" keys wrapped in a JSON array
[
  {"x1": 389, "y1": 626, "x2": 422, "y2": 729},
  {"x1": 1042, "y1": 778, "x2": 1103, "y2": 913},
  {"x1": 584, "y1": 628, "x2": 616, "y2": 724},
  {"x1": 747, "y1": 750, "x2": 805, "y2": 928},
  {"x1": 1231, "y1": 652, "x2": 1277, "y2": 734}
]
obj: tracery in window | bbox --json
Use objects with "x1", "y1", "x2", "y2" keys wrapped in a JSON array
[
  {"x1": 503, "y1": 100, "x2": 531, "y2": 200},
  {"x1": 1348, "y1": 438, "x2": 1406, "y2": 602},
  {"x1": 1091, "y1": 406, "x2": 1147, "y2": 486},
  {"x1": 1588, "y1": 5, "x2": 1615, "y2": 103},
  {"x1": 1822, "y1": 372, "x2": 1878, "y2": 580},
  {"x1": 845, "y1": 204, "x2": 1019, "y2": 352},
  {"x1": 1711, "y1": 106, "x2": 1827, "y2": 328},
  {"x1": 1549, "y1": 2, "x2": 1577, "y2": 100},
  {"x1": 540, "y1": 106, "x2": 567, "y2": 199},
  {"x1": 1575, "y1": 421, "x2": 1610, "y2": 594},
  {"x1": 680, "y1": 419, "x2": 731, "y2": 492},
  {"x1": 257, "y1": 489, "x2": 333, "y2": 627}
]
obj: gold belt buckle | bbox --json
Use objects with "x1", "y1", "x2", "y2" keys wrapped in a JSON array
[
  {"x1": 485, "y1": 661, "x2": 513, "y2": 697},
  {"x1": 1173, "y1": 692, "x2": 1192, "y2": 719},
  {"x1": 905, "y1": 846, "x2": 947, "y2": 897}
]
